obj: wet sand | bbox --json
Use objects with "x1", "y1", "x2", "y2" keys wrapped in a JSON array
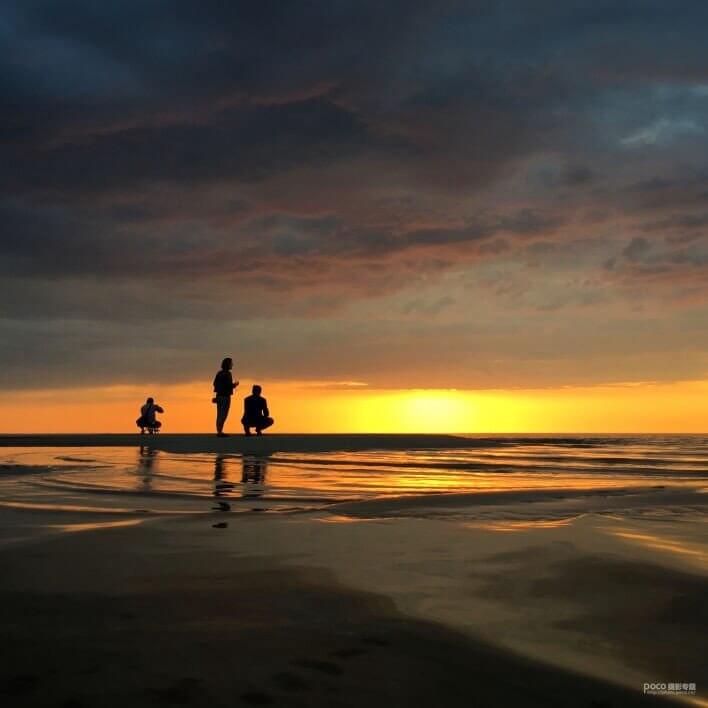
[{"x1": 0, "y1": 511, "x2": 690, "y2": 708}]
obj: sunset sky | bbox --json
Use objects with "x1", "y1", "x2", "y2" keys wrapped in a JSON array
[{"x1": 2, "y1": 1, "x2": 708, "y2": 432}]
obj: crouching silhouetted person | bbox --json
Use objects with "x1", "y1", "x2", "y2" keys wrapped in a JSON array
[
  {"x1": 241, "y1": 385, "x2": 274, "y2": 436},
  {"x1": 136, "y1": 397, "x2": 164, "y2": 434}
]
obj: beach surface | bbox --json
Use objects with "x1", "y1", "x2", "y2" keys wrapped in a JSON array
[
  {"x1": 1, "y1": 435, "x2": 706, "y2": 706},
  {"x1": 0, "y1": 432, "x2": 553, "y2": 453}
]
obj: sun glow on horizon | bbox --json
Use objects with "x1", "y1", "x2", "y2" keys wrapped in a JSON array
[{"x1": 0, "y1": 379, "x2": 706, "y2": 434}]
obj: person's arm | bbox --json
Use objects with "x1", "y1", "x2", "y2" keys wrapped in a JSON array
[
  {"x1": 262, "y1": 398, "x2": 269, "y2": 417},
  {"x1": 155, "y1": 405, "x2": 164, "y2": 413},
  {"x1": 213, "y1": 372, "x2": 220, "y2": 392}
]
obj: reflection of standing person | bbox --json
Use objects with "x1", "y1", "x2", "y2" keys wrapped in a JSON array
[
  {"x1": 213, "y1": 453, "x2": 233, "y2": 511},
  {"x1": 213, "y1": 357, "x2": 239, "y2": 437}
]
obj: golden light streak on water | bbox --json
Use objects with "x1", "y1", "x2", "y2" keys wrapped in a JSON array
[
  {"x1": 48, "y1": 519, "x2": 147, "y2": 533},
  {"x1": 463, "y1": 516, "x2": 581, "y2": 532},
  {"x1": 606, "y1": 528, "x2": 708, "y2": 566}
]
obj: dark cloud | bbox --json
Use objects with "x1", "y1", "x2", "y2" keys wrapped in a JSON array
[
  {"x1": 2, "y1": 0, "x2": 708, "y2": 389},
  {"x1": 622, "y1": 237, "x2": 651, "y2": 262},
  {"x1": 0, "y1": 98, "x2": 387, "y2": 194}
]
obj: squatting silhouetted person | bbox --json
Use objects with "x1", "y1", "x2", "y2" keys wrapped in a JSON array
[
  {"x1": 241, "y1": 385, "x2": 274, "y2": 436},
  {"x1": 136, "y1": 397, "x2": 164, "y2": 434},
  {"x1": 213, "y1": 357, "x2": 239, "y2": 437}
]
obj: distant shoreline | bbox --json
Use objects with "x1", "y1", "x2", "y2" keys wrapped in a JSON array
[
  {"x1": 0, "y1": 433, "x2": 496, "y2": 454},
  {"x1": 0, "y1": 432, "x2": 701, "y2": 454}
]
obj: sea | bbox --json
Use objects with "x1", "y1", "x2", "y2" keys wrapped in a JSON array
[{"x1": 1, "y1": 435, "x2": 707, "y2": 521}]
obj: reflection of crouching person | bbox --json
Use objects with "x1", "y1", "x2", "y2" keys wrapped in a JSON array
[
  {"x1": 241, "y1": 385, "x2": 274, "y2": 436},
  {"x1": 136, "y1": 397, "x2": 164, "y2": 434}
]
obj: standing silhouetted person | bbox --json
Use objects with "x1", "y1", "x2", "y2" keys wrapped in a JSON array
[
  {"x1": 241, "y1": 385, "x2": 274, "y2": 436},
  {"x1": 136, "y1": 397, "x2": 164, "y2": 434},
  {"x1": 213, "y1": 357, "x2": 239, "y2": 437}
]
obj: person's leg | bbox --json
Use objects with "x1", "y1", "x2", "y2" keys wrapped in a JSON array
[
  {"x1": 216, "y1": 397, "x2": 231, "y2": 434},
  {"x1": 255, "y1": 416, "x2": 274, "y2": 435}
]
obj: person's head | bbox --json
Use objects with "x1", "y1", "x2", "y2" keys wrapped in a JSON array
[
  {"x1": 221, "y1": 357, "x2": 233, "y2": 371},
  {"x1": 252, "y1": 385, "x2": 262, "y2": 395},
  {"x1": 146, "y1": 397, "x2": 154, "y2": 404}
]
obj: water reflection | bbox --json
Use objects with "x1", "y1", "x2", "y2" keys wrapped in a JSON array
[
  {"x1": 213, "y1": 453, "x2": 233, "y2": 510},
  {"x1": 605, "y1": 526, "x2": 708, "y2": 567},
  {"x1": 464, "y1": 517, "x2": 580, "y2": 532},
  {"x1": 2, "y1": 441, "x2": 707, "y2": 512},
  {"x1": 212, "y1": 454, "x2": 270, "y2": 509},
  {"x1": 137, "y1": 445, "x2": 158, "y2": 492},
  {"x1": 50, "y1": 519, "x2": 147, "y2": 533},
  {"x1": 241, "y1": 456, "x2": 268, "y2": 499}
]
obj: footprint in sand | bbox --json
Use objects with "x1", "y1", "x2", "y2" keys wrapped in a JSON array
[
  {"x1": 240, "y1": 691, "x2": 274, "y2": 705},
  {"x1": 361, "y1": 635, "x2": 390, "y2": 647},
  {"x1": 0, "y1": 674, "x2": 39, "y2": 696},
  {"x1": 329, "y1": 647, "x2": 369, "y2": 659},
  {"x1": 291, "y1": 659, "x2": 343, "y2": 676},
  {"x1": 271, "y1": 671, "x2": 311, "y2": 692},
  {"x1": 78, "y1": 664, "x2": 101, "y2": 676},
  {"x1": 150, "y1": 676, "x2": 203, "y2": 704}
]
